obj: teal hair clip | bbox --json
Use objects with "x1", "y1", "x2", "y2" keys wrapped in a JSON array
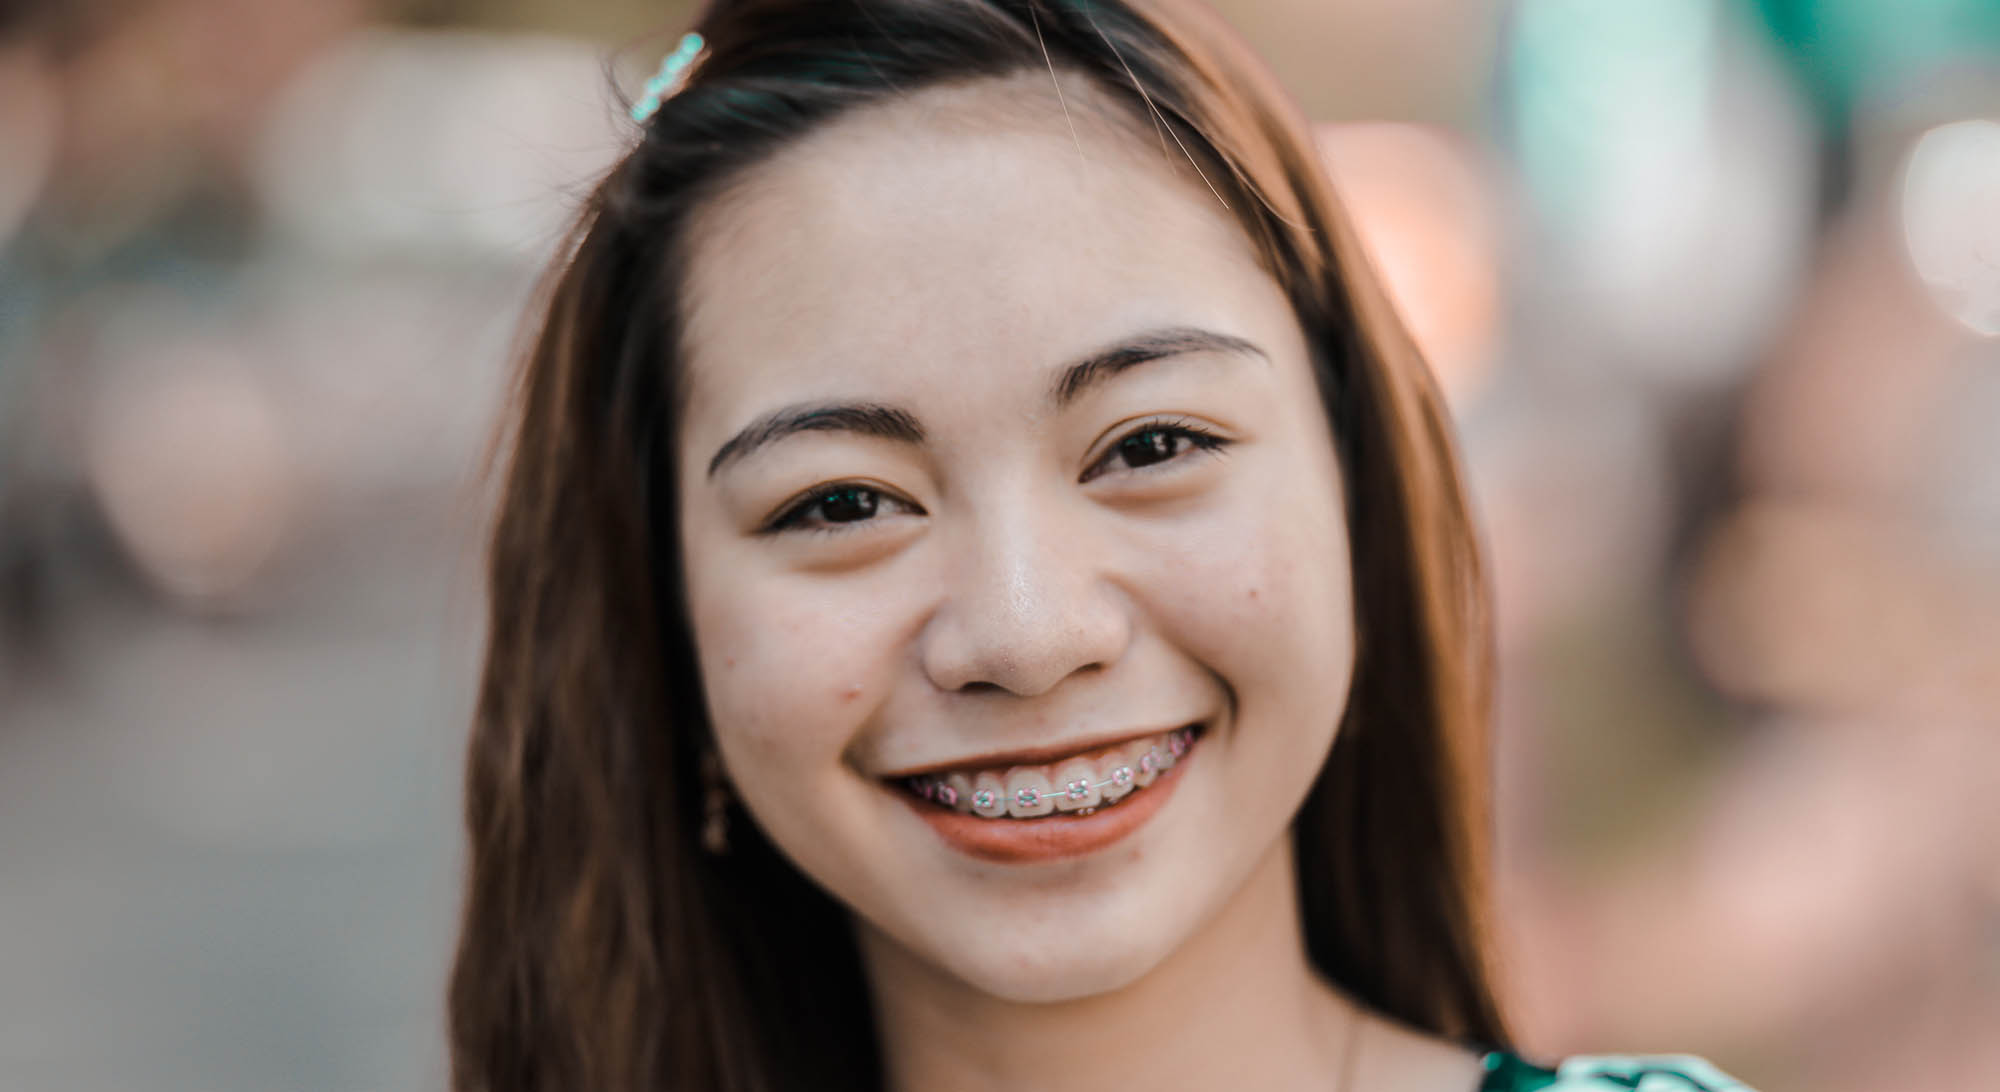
[{"x1": 632, "y1": 32, "x2": 706, "y2": 123}]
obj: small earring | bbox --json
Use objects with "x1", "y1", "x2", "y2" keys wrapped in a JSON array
[{"x1": 700, "y1": 749, "x2": 731, "y2": 856}]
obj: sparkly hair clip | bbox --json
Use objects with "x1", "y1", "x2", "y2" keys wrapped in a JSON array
[{"x1": 631, "y1": 31, "x2": 706, "y2": 123}]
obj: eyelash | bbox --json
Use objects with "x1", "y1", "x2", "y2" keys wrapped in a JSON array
[
  {"x1": 762, "y1": 419, "x2": 1231, "y2": 535},
  {"x1": 1079, "y1": 416, "x2": 1229, "y2": 484},
  {"x1": 763, "y1": 482, "x2": 918, "y2": 536}
]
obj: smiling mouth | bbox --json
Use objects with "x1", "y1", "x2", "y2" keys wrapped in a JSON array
[{"x1": 896, "y1": 723, "x2": 1202, "y2": 820}]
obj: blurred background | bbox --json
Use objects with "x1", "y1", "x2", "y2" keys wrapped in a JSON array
[{"x1": 1, "y1": 0, "x2": 1995, "y2": 1088}]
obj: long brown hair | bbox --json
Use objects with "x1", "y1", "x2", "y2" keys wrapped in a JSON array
[{"x1": 449, "y1": 2, "x2": 1505, "y2": 1089}]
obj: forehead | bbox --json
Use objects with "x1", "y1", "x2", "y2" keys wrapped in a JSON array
[{"x1": 676, "y1": 71, "x2": 1283, "y2": 426}]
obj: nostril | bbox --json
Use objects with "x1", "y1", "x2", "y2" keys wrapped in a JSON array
[{"x1": 920, "y1": 583, "x2": 1130, "y2": 697}]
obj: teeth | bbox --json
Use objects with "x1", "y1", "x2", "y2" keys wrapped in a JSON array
[
  {"x1": 903, "y1": 725, "x2": 1197, "y2": 821},
  {"x1": 1006, "y1": 768, "x2": 1056, "y2": 818},
  {"x1": 1101, "y1": 757, "x2": 1135, "y2": 802},
  {"x1": 970, "y1": 771, "x2": 1008, "y2": 817},
  {"x1": 1132, "y1": 743, "x2": 1161, "y2": 787},
  {"x1": 1051, "y1": 758, "x2": 1101, "y2": 812},
  {"x1": 944, "y1": 772, "x2": 974, "y2": 813}
]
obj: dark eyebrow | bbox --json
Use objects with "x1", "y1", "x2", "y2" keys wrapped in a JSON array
[
  {"x1": 705, "y1": 326, "x2": 1263, "y2": 479},
  {"x1": 707, "y1": 402, "x2": 924, "y2": 478},
  {"x1": 1051, "y1": 326, "x2": 1267, "y2": 407}
]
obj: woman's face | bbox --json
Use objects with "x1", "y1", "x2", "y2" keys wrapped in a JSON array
[{"x1": 675, "y1": 74, "x2": 1355, "y2": 1002}]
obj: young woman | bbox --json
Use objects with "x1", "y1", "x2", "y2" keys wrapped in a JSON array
[{"x1": 448, "y1": 2, "x2": 1752, "y2": 1090}]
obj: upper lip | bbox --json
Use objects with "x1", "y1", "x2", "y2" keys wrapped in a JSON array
[{"x1": 873, "y1": 723, "x2": 1197, "y2": 780}]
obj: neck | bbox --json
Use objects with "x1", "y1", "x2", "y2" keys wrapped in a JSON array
[{"x1": 860, "y1": 836, "x2": 1361, "y2": 1092}]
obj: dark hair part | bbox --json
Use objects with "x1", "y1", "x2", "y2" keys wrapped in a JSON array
[{"x1": 449, "y1": 1, "x2": 1506, "y2": 1089}]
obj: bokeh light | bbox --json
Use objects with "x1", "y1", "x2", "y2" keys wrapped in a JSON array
[
  {"x1": 1900, "y1": 117, "x2": 2000, "y2": 337},
  {"x1": 1317, "y1": 121, "x2": 1504, "y2": 406},
  {"x1": 84, "y1": 344, "x2": 298, "y2": 610}
]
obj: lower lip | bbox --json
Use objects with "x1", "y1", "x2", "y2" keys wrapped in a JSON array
[{"x1": 891, "y1": 737, "x2": 1199, "y2": 864}]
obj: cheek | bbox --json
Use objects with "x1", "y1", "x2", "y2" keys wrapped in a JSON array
[
  {"x1": 1144, "y1": 455, "x2": 1355, "y2": 725},
  {"x1": 686, "y1": 565, "x2": 902, "y2": 768}
]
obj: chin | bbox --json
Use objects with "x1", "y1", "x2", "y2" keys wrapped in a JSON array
[
  {"x1": 936, "y1": 918, "x2": 1183, "y2": 1004},
  {"x1": 879, "y1": 871, "x2": 1210, "y2": 1004}
]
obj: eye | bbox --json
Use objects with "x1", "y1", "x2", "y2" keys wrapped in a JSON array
[
  {"x1": 1082, "y1": 419, "x2": 1230, "y2": 483},
  {"x1": 765, "y1": 483, "x2": 922, "y2": 534}
]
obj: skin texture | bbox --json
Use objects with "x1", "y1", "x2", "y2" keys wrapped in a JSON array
[{"x1": 675, "y1": 73, "x2": 1481, "y2": 1092}]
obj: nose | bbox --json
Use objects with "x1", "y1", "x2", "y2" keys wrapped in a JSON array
[{"x1": 919, "y1": 503, "x2": 1131, "y2": 697}]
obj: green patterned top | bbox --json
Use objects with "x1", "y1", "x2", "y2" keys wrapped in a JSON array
[{"x1": 1478, "y1": 1051, "x2": 1753, "y2": 1091}]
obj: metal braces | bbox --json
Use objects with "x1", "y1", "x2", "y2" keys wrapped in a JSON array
[{"x1": 906, "y1": 727, "x2": 1194, "y2": 814}]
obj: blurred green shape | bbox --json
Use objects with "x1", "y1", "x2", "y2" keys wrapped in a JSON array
[
  {"x1": 1504, "y1": 0, "x2": 1718, "y2": 222},
  {"x1": 1746, "y1": 0, "x2": 2000, "y2": 127}
]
